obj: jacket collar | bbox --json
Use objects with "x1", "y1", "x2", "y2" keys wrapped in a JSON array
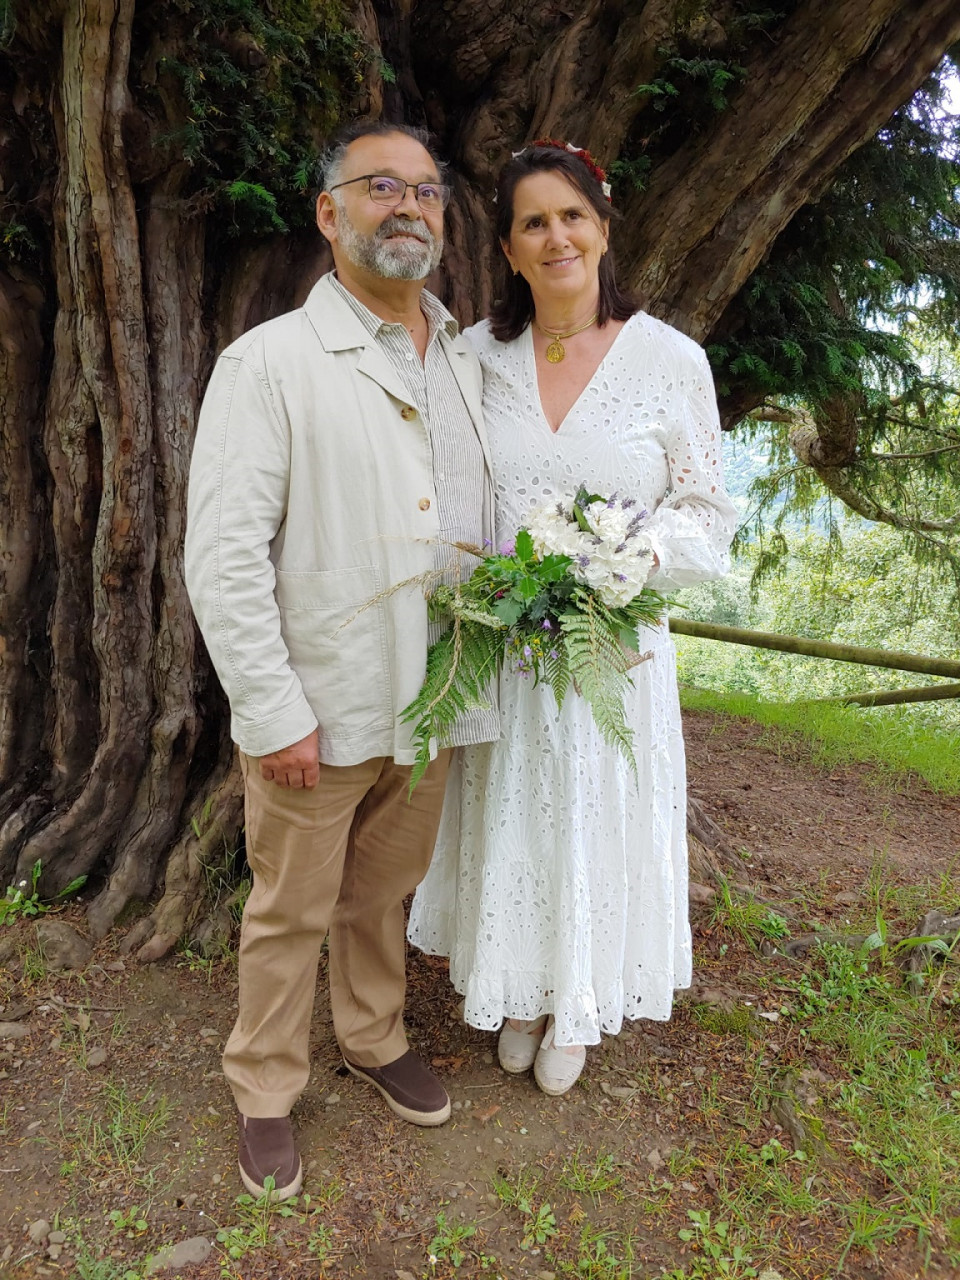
[
  {"x1": 304, "y1": 271, "x2": 459, "y2": 349},
  {"x1": 302, "y1": 271, "x2": 492, "y2": 479}
]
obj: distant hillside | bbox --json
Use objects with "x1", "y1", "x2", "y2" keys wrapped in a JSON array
[{"x1": 722, "y1": 430, "x2": 834, "y2": 534}]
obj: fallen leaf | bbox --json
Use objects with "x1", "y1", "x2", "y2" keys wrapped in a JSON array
[
  {"x1": 430, "y1": 1055, "x2": 465, "y2": 1071},
  {"x1": 600, "y1": 1082, "x2": 637, "y2": 1100}
]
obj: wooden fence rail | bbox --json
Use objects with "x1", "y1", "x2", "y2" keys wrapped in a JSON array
[
  {"x1": 667, "y1": 618, "x2": 960, "y2": 679},
  {"x1": 810, "y1": 683, "x2": 960, "y2": 708},
  {"x1": 667, "y1": 618, "x2": 960, "y2": 707}
]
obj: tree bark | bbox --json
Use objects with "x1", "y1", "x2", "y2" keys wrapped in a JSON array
[
  {"x1": 620, "y1": 0, "x2": 960, "y2": 339},
  {"x1": 10, "y1": 1, "x2": 158, "y2": 901},
  {"x1": 0, "y1": 270, "x2": 46, "y2": 806}
]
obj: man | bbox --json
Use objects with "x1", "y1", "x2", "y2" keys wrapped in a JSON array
[{"x1": 185, "y1": 121, "x2": 496, "y2": 1200}]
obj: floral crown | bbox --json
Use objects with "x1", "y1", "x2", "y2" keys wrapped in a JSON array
[{"x1": 512, "y1": 138, "x2": 613, "y2": 202}]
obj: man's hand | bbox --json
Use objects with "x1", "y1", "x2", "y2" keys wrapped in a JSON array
[{"x1": 258, "y1": 729, "x2": 321, "y2": 789}]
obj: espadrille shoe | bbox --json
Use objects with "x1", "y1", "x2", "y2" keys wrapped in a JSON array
[
  {"x1": 533, "y1": 1019, "x2": 586, "y2": 1096},
  {"x1": 497, "y1": 1016, "x2": 548, "y2": 1074}
]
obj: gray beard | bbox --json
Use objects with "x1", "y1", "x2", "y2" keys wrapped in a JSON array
[{"x1": 336, "y1": 210, "x2": 443, "y2": 280}]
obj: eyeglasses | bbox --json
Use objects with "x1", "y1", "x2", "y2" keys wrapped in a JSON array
[{"x1": 328, "y1": 174, "x2": 451, "y2": 211}]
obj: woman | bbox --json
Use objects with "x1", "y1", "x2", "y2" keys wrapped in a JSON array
[{"x1": 408, "y1": 141, "x2": 737, "y2": 1095}]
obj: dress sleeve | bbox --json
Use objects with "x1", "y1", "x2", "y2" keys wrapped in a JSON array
[{"x1": 644, "y1": 341, "x2": 738, "y2": 592}]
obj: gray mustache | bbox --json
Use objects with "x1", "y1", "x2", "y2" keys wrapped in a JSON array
[{"x1": 375, "y1": 218, "x2": 434, "y2": 245}]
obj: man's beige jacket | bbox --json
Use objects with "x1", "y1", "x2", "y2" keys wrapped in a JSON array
[{"x1": 185, "y1": 272, "x2": 495, "y2": 765}]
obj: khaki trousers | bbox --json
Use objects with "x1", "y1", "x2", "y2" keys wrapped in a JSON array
[{"x1": 223, "y1": 750, "x2": 451, "y2": 1118}]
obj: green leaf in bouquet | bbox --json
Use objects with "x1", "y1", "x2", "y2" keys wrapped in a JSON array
[
  {"x1": 525, "y1": 593, "x2": 552, "y2": 622},
  {"x1": 537, "y1": 554, "x2": 572, "y2": 582},
  {"x1": 491, "y1": 596, "x2": 525, "y2": 625},
  {"x1": 618, "y1": 623, "x2": 641, "y2": 652},
  {"x1": 448, "y1": 597, "x2": 507, "y2": 629},
  {"x1": 516, "y1": 576, "x2": 540, "y2": 601},
  {"x1": 515, "y1": 529, "x2": 534, "y2": 561},
  {"x1": 571, "y1": 486, "x2": 604, "y2": 534},
  {"x1": 616, "y1": 588, "x2": 672, "y2": 631}
]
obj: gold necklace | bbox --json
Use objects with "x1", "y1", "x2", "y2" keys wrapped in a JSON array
[{"x1": 535, "y1": 313, "x2": 599, "y2": 363}]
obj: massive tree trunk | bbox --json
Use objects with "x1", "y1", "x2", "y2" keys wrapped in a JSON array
[{"x1": 1, "y1": 0, "x2": 958, "y2": 951}]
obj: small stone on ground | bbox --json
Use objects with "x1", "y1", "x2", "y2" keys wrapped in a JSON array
[
  {"x1": 35, "y1": 920, "x2": 93, "y2": 970},
  {"x1": 145, "y1": 1236, "x2": 213, "y2": 1273}
]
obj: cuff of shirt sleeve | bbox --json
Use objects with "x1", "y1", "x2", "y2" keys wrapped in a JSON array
[{"x1": 231, "y1": 697, "x2": 319, "y2": 759}]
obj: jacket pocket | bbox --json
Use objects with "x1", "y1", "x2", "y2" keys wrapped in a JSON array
[{"x1": 275, "y1": 567, "x2": 392, "y2": 739}]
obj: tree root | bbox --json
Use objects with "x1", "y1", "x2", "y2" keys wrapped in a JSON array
[
  {"x1": 121, "y1": 760, "x2": 244, "y2": 963},
  {"x1": 770, "y1": 913, "x2": 960, "y2": 960}
]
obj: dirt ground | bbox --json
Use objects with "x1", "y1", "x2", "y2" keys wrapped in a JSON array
[{"x1": 1, "y1": 707, "x2": 959, "y2": 1280}]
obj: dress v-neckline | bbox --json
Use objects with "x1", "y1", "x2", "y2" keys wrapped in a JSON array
[{"x1": 527, "y1": 313, "x2": 639, "y2": 436}]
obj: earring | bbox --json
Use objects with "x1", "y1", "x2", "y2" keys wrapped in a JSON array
[{"x1": 512, "y1": 267, "x2": 519, "y2": 275}]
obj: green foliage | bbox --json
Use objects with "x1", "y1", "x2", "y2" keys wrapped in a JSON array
[
  {"x1": 615, "y1": 3, "x2": 780, "y2": 163},
  {"x1": 776, "y1": 941, "x2": 960, "y2": 1266},
  {"x1": 428, "y1": 1210, "x2": 477, "y2": 1269},
  {"x1": 637, "y1": 54, "x2": 747, "y2": 115},
  {"x1": 0, "y1": 216, "x2": 36, "y2": 261},
  {"x1": 223, "y1": 180, "x2": 288, "y2": 235},
  {"x1": 556, "y1": 1147, "x2": 622, "y2": 1201},
  {"x1": 674, "y1": 519, "x2": 960, "y2": 751},
  {"x1": 401, "y1": 591, "x2": 506, "y2": 791},
  {"x1": 0, "y1": 859, "x2": 87, "y2": 925},
  {"x1": 558, "y1": 591, "x2": 639, "y2": 773},
  {"x1": 107, "y1": 1205, "x2": 149, "y2": 1237},
  {"x1": 608, "y1": 9, "x2": 960, "y2": 556},
  {"x1": 607, "y1": 154, "x2": 652, "y2": 192},
  {"x1": 141, "y1": 0, "x2": 367, "y2": 236},
  {"x1": 710, "y1": 71, "x2": 960, "y2": 568},
  {"x1": 63, "y1": 1085, "x2": 171, "y2": 1181},
  {"x1": 401, "y1": 513, "x2": 669, "y2": 788},
  {"x1": 667, "y1": 1209, "x2": 758, "y2": 1278},
  {"x1": 710, "y1": 878, "x2": 791, "y2": 953}
]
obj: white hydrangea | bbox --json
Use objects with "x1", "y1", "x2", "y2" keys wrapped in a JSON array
[{"x1": 526, "y1": 491, "x2": 655, "y2": 609}]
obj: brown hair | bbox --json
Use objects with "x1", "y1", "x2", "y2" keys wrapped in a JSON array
[{"x1": 489, "y1": 144, "x2": 638, "y2": 342}]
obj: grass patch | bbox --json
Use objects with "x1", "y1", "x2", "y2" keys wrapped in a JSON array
[
  {"x1": 679, "y1": 685, "x2": 960, "y2": 794},
  {"x1": 710, "y1": 876, "x2": 792, "y2": 952},
  {"x1": 698, "y1": 936, "x2": 960, "y2": 1269},
  {"x1": 59, "y1": 1084, "x2": 171, "y2": 1183}
]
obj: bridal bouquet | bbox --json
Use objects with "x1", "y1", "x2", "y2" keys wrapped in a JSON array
[{"x1": 402, "y1": 486, "x2": 669, "y2": 789}]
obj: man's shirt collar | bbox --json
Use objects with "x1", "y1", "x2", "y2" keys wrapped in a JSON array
[{"x1": 329, "y1": 271, "x2": 458, "y2": 342}]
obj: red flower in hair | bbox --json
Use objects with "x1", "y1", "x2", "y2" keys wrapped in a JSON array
[{"x1": 531, "y1": 138, "x2": 612, "y2": 202}]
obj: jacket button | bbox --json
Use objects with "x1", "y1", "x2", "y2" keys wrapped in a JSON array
[
  {"x1": 401, "y1": 405, "x2": 416, "y2": 420},
  {"x1": 418, "y1": 498, "x2": 431, "y2": 511}
]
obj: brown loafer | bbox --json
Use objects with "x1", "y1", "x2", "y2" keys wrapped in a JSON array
[
  {"x1": 237, "y1": 1114, "x2": 303, "y2": 1200},
  {"x1": 344, "y1": 1049, "x2": 451, "y2": 1126}
]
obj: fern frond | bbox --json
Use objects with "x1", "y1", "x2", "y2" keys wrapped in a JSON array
[
  {"x1": 542, "y1": 642, "x2": 571, "y2": 710},
  {"x1": 402, "y1": 615, "x2": 505, "y2": 789},
  {"x1": 560, "y1": 596, "x2": 638, "y2": 775}
]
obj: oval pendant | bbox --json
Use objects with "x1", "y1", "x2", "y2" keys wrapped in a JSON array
[{"x1": 545, "y1": 338, "x2": 565, "y2": 363}]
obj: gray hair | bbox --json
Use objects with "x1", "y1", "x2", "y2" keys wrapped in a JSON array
[{"x1": 317, "y1": 121, "x2": 446, "y2": 194}]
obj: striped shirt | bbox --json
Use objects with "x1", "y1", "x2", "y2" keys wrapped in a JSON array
[{"x1": 330, "y1": 274, "x2": 497, "y2": 748}]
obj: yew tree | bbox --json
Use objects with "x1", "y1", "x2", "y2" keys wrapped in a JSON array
[{"x1": 1, "y1": 0, "x2": 959, "y2": 952}]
